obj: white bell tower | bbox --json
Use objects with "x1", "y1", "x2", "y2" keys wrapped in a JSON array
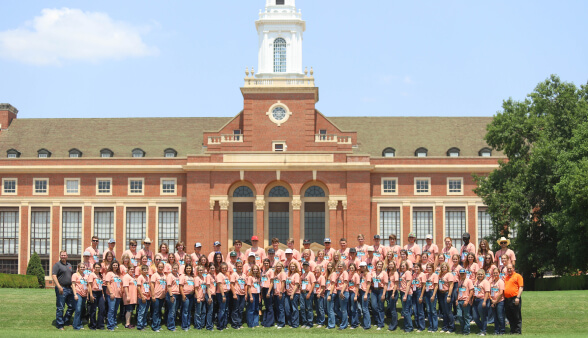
[{"x1": 255, "y1": 0, "x2": 305, "y2": 79}]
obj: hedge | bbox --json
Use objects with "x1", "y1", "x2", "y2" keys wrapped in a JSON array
[
  {"x1": 0, "y1": 273, "x2": 39, "y2": 288},
  {"x1": 534, "y1": 275, "x2": 588, "y2": 291}
]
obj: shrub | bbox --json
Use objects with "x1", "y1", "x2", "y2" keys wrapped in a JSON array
[
  {"x1": 0, "y1": 274, "x2": 38, "y2": 288},
  {"x1": 534, "y1": 275, "x2": 588, "y2": 291},
  {"x1": 26, "y1": 252, "x2": 46, "y2": 288}
]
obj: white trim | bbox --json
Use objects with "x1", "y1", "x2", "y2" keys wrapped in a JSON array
[
  {"x1": 381, "y1": 177, "x2": 398, "y2": 195},
  {"x1": 414, "y1": 177, "x2": 431, "y2": 196},
  {"x1": 266, "y1": 102, "x2": 293, "y2": 126},
  {"x1": 160, "y1": 178, "x2": 177, "y2": 196},
  {"x1": 64, "y1": 178, "x2": 81, "y2": 196},
  {"x1": 128, "y1": 178, "x2": 145, "y2": 196},
  {"x1": 1, "y1": 178, "x2": 18, "y2": 195},
  {"x1": 96, "y1": 178, "x2": 113, "y2": 196},
  {"x1": 33, "y1": 178, "x2": 49, "y2": 195},
  {"x1": 447, "y1": 177, "x2": 464, "y2": 196},
  {"x1": 376, "y1": 203, "x2": 404, "y2": 245},
  {"x1": 272, "y1": 141, "x2": 287, "y2": 152}
]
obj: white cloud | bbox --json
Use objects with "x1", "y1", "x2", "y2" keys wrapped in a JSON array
[{"x1": 0, "y1": 8, "x2": 158, "y2": 66}]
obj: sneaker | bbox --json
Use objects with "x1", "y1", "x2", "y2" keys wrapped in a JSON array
[
  {"x1": 377, "y1": 327, "x2": 382, "y2": 330},
  {"x1": 183, "y1": 329, "x2": 189, "y2": 331},
  {"x1": 154, "y1": 329, "x2": 160, "y2": 332},
  {"x1": 306, "y1": 326, "x2": 310, "y2": 329},
  {"x1": 316, "y1": 325, "x2": 323, "y2": 328},
  {"x1": 277, "y1": 326, "x2": 283, "y2": 329},
  {"x1": 417, "y1": 330, "x2": 422, "y2": 332},
  {"x1": 350, "y1": 327, "x2": 355, "y2": 330}
]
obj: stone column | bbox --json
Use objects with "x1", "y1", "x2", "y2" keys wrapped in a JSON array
[
  {"x1": 292, "y1": 195, "x2": 302, "y2": 246},
  {"x1": 255, "y1": 196, "x2": 265, "y2": 246}
]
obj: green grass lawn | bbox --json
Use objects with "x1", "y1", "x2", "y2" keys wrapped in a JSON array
[{"x1": 0, "y1": 289, "x2": 586, "y2": 337}]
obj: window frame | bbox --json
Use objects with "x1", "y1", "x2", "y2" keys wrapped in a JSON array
[
  {"x1": 479, "y1": 147, "x2": 492, "y2": 157},
  {"x1": 447, "y1": 147, "x2": 460, "y2": 157},
  {"x1": 128, "y1": 178, "x2": 145, "y2": 195},
  {"x1": 33, "y1": 178, "x2": 49, "y2": 195},
  {"x1": 6, "y1": 149, "x2": 20, "y2": 158},
  {"x1": 160, "y1": 178, "x2": 177, "y2": 195},
  {"x1": 2, "y1": 178, "x2": 17, "y2": 195},
  {"x1": 163, "y1": 148, "x2": 177, "y2": 158},
  {"x1": 382, "y1": 147, "x2": 396, "y2": 158},
  {"x1": 381, "y1": 177, "x2": 398, "y2": 195},
  {"x1": 447, "y1": 177, "x2": 464, "y2": 195},
  {"x1": 100, "y1": 148, "x2": 114, "y2": 158},
  {"x1": 64, "y1": 178, "x2": 80, "y2": 196},
  {"x1": 96, "y1": 178, "x2": 112, "y2": 195},
  {"x1": 273, "y1": 141, "x2": 286, "y2": 152},
  {"x1": 414, "y1": 177, "x2": 431, "y2": 195},
  {"x1": 132, "y1": 148, "x2": 145, "y2": 158},
  {"x1": 273, "y1": 37, "x2": 287, "y2": 73},
  {"x1": 415, "y1": 147, "x2": 428, "y2": 157},
  {"x1": 68, "y1": 148, "x2": 82, "y2": 158},
  {"x1": 37, "y1": 148, "x2": 51, "y2": 158}
]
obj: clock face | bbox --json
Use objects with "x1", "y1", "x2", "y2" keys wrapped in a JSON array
[{"x1": 272, "y1": 107, "x2": 287, "y2": 121}]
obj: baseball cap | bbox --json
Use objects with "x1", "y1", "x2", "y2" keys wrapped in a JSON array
[
  {"x1": 373, "y1": 235, "x2": 381, "y2": 239},
  {"x1": 359, "y1": 261, "x2": 367, "y2": 267},
  {"x1": 324, "y1": 238, "x2": 331, "y2": 243},
  {"x1": 462, "y1": 233, "x2": 470, "y2": 239},
  {"x1": 302, "y1": 261, "x2": 309, "y2": 266},
  {"x1": 459, "y1": 269, "x2": 466, "y2": 274},
  {"x1": 285, "y1": 249, "x2": 293, "y2": 254},
  {"x1": 251, "y1": 236, "x2": 259, "y2": 241},
  {"x1": 83, "y1": 251, "x2": 91, "y2": 257},
  {"x1": 195, "y1": 242, "x2": 202, "y2": 248},
  {"x1": 214, "y1": 241, "x2": 221, "y2": 246},
  {"x1": 248, "y1": 253, "x2": 256, "y2": 257},
  {"x1": 303, "y1": 239, "x2": 310, "y2": 245},
  {"x1": 349, "y1": 248, "x2": 357, "y2": 253},
  {"x1": 367, "y1": 246, "x2": 375, "y2": 252},
  {"x1": 268, "y1": 248, "x2": 275, "y2": 254},
  {"x1": 108, "y1": 238, "x2": 116, "y2": 244},
  {"x1": 230, "y1": 251, "x2": 237, "y2": 257},
  {"x1": 425, "y1": 234, "x2": 433, "y2": 240},
  {"x1": 408, "y1": 232, "x2": 416, "y2": 238}
]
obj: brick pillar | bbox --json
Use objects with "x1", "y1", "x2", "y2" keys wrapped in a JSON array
[
  {"x1": 186, "y1": 171, "x2": 211, "y2": 253},
  {"x1": 435, "y1": 203, "x2": 444, "y2": 247},
  {"x1": 148, "y1": 205, "x2": 157, "y2": 246},
  {"x1": 402, "y1": 204, "x2": 411, "y2": 247},
  {"x1": 115, "y1": 205, "x2": 124, "y2": 257},
  {"x1": 342, "y1": 201, "x2": 348, "y2": 241},
  {"x1": 292, "y1": 195, "x2": 301, "y2": 246},
  {"x1": 219, "y1": 199, "x2": 229, "y2": 256},
  {"x1": 256, "y1": 197, "x2": 265, "y2": 246},
  {"x1": 19, "y1": 204, "x2": 29, "y2": 274},
  {"x1": 83, "y1": 205, "x2": 92, "y2": 250},
  {"x1": 468, "y1": 203, "x2": 477, "y2": 246},
  {"x1": 328, "y1": 199, "x2": 338, "y2": 241},
  {"x1": 51, "y1": 204, "x2": 61, "y2": 266}
]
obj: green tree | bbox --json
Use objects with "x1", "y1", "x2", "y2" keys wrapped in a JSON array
[
  {"x1": 474, "y1": 75, "x2": 588, "y2": 280},
  {"x1": 26, "y1": 252, "x2": 46, "y2": 288}
]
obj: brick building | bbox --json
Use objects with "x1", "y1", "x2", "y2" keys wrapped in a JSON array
[{"x1": 0, "y1": 0, "x2": 501, "y2": 277}]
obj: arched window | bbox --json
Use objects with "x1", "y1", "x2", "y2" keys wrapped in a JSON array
[
  {"x1": 233, "y1": 186, "x2": 254, "y2": 198},
  {"x1": 304, "y1": 186, "x2": 326, "y2": 197},
  {"x1": 68, "y1": 148, "x2": 82, "y2": 158},
  {"x1": 382, "y1": 147, "x2": 395, "y2": 158},
  {"x1": 447, "y1": 147, "x2": 460, "y2": 157},
  {"x1": 100, "y1": 148, "x2": 114, "y2": 158},
  {"x1": 269, "y1": 186, "x2": 289, "y2": 197},
  {"x1": 132, "y1": 148, "x2": 145, "y2": 158},
  {"x1": 6, "y1": 149, "x2": 20, "y2": 158},
  {"x1": 273, "y1": 38, "x2": 287, "y2": 73},
  {"x1": 415, "y1": 147, "x2": 428, "y2": 157},
  {"x1": 479, "y1": 147, "x2": 492, "y2": 157},
  {"x1": 164, "y1": 148, "x2": 177, "y2": 158},
  {"x1": 37, "y1": 148, "x2": 51, "y2": 158}
]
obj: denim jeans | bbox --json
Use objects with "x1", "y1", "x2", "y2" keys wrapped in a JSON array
[
  {"x1": 423, "y1": 290, "x2": 438, "y2": 331},
  {"x1": 73, "y1": 294, "x2": 86, "y2": 330},
  {"x1": 326, "y1": 291, "x2": 336, "y2": 329},
  {"x1": 473, "y1": 298, "x2": 490, "y2": 333},
  {"x1": 231, "y1": 294, "x2": 245, "y2": 329},
  {"x1": 284, "y1": 293, "x2": 300, "y2": 328},
  {"x1": 411, "y1": 288, "x2": 425, "y2": 331},
  {"x1": 247, "y1": 294, "x2": 260, "y2": 327},
  {"x1": 136, "y1": 299, "x2": 148, "y2": 330},
  {"x1": 358, "y1": 290, "x2": 370, "y2": 329},
  {"x1": 457, "y1": 300, "x2": 472, "y2": 334},
  {"x1": 370, "y1": 288, "x2": 385, "y2": 328},
  {"x1": 386, "y1": 290, "x2": 399, "y2": 331},
  {"x1": 400, "y1": 291, "x2": 413, "y2": 332},
  {"x1": 492, "y1": 300, "x2": 505, "y2": 334},
  {"x1": 181, "y1": 294, "x2": 194, "y2": 330},
  {"x1": 193, "y1": 298, "x2": 205, "y2": 329},
  {"x1": 204, "y1": 294, "x2": 215, "y2": 330},
  {"x1": 106, "y1": 296, "x2": 121, "y2": 330},
  {"x1": 151, "y1": 297, "x2": 165, "y2": 331},
  {"x1": 438, "y1": 292, "x2": 455, "y2": 332},
  {"x1": 273, "y1": 293, "x2": 285, "y2": 327},
  {"x1": 335, "y1": 290, "x2": 349, "y2": 329},
  {"x1": 314, "y1": 294, "x2": 325, "y2": 326},
  {"x1": 216, "y1": 292, "x2": 229, "y2": 330},
  {"x1": 88, "y1": 290, "x2": 105, "y2": 330},
  {"x1": 300, "y1": 292, "x2": 313, "y2": 327},
  {"x1": 348, "y1": 291, "x2": 359, "y2": 328},
  {"x1": 55, "y1": 286, "x2": 75, "y2": 329},
  {"x1": 166, "y1": 294, "x2": 180, "y2": 330},
  {"x1": 261, "y1": 287, "x2": 274, "y2": 327}
]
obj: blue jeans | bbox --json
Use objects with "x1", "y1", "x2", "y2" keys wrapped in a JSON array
[
  {"x1": 424, "y1": 290, "x2": 438, "y2": 331},
  {"x1": 335, "y1": 290, "x2": 349, "y2": 329},
  {"x1": 247, "y1": 294, "x2": 260, "y2": 327},
  {"x1": 167, "y1": 294, "x2": 180, "y2": 330},
  {"x1": 492, "y1": 301, "x2": 505, "y2": 334},
  {"x1": 370, "y1": 288, "x2": 385, "y2": 328},
  {"x1": 358, "y1": 290, "x2": 370, "y2": 329},
  {"x1": 261, "y1": 288, "x2": 274, "y2": 327},
  {"x1": 193, "y1": 298, "x2": 205, "y2": 329},
  {"x1": 314, "y1": 294, "x2": 325, "y2": 326},
  {"x1": 400, "y1": 291, "x2": 413, "y2": 332},
  {"x1": 231, "y1": 294, "x2": 245, "y2": 329},
  {"x1": 273, "y1": 293, "x2": 285, "y2": 327},
  {"x1": 348, "y1": 291, "x2": 359, "y2": 328},
  {"x1": 204, "y1": 294, "x2": 214, "y2": 330},
  {"x1": 181, "y1": 294, "x2": 194, "y2": 330},
  {"x1": 457, "y1": 300, "x2": 472, "y2": 334},
  {"x1": 151, "y1": 297, "x2": 165, "y2": 331},
  {"x1": 438, "y1": 292, "x2": 455, "y2": 332},
  {"x1": 216, "y1": 292, "x2": 229, "y2": 330},
  {"x1": 284, "y1": 293, "x2": 300, "y2": 328},
  {"x1": 473, "y1": 298, "x2": 490, "y2": 333},
  {"x1": 88, "y1": 290, "x2": 105, "y2": 330},
  {"x1": 55, "y1": 286, "x2": 75, "y2": 329},
  {"x1": 411, "y1": 288, "x2": 425, "y2": 331},
  {"x1": 387, "y1": 290, "x2": 399, "y2": 331},
  {"x1": 300, "y1": 292, "x2": 313, "y2": 327},
  {"x1": 106, "y1": 296, "x2": 121, "y2": 330},
  {"x1": 326, "y1": 291, "x2": 336, "y2": 329},
  {"x1": 136, "y1": 299, "x2": 148, "y2": 330},
  {"x1": 73, "y1": 294, "x2": 86, "y2": 330}
]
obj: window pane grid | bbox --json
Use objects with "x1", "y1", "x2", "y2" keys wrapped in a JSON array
[
  {"x1": 162, "y1": 180, "x2": 175, "y2": 194},
  {"x1": 31, "y1": 209, "x2": 50, "y2": 256},
  {"x1": 268, "y1": 202, "x2": 289, "y2": 242},
  {"x1": 413, "y1": 208, "x2": 433, "y2": 248},
  {"x1": 66, "y1": 180, "x2": 79, "y2": 194},
  {"x1": 130, "y1": 180, "x2": 143, "y2": 194},
  {"x1": 158, "y1": 209, "x2": 178, "y2": 251},
  {"x1": 62, "y1": 210, "x2": 82, "y2": 256},
  {"x1": 383, "y1": 179, "x2": 396, "y2": 194},
  {"x1": 35, "y1": 180, "x2": 48, "y2": 194},
  {"x1": 446, "y1": 208, "x2": 466, "y2": 251},
  {"x1": 233, "y1": 203, "x2": 254, "y2": 246},
  {"x1": 380, "y1": 207, "x2": 400, "y2": 246},
  {"x1": 448, "y1": 179, "x2": 462, "y2": 193},
  {"x1": 0, "y1": 209, "x2": 19, "y2": 255},
  {"x1": 0, "y1": 259, "x2": 18, "y2": 274},
  {"x1": 304, "y1": 202, "x2": 325, "y2": 245},
  {"x1": 94, "y1": 209, "x2": 114, "y2": 255},
  {"x1": 304, "y1": 186, "x2": 325, "y2": 197},
  {"x1": 3, "y1": 180, "x2": 16, "y2": 194},
  {"x1": 416, "y1": 179, "x2": 429, "y2": 193},
  {"x1": 126, "y1": 209, "x2": 146, "y2": 248},
  {"x1": 233, "y1": 186, "x2": 254, "y2": 197},
  {"x1": 478, "y1": 208, "x2": 492, "y2": 240},
  {"x1": 273, "y1": 38, "x2": 287, "y2": 73},
  {"x1": 98, "y1": 180, "x2": 111, "y2": 194},
  {"x1": 269, "y1": 186, "x2": 289, "y2": 197}
]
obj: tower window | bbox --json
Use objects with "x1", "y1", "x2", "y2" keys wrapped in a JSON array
[
  {"x1": 276, "y1": 0, "x2": 285, "y2": 5},
  {"x1": 274, "y1": 38, "x2": 287, "y2": 73}
]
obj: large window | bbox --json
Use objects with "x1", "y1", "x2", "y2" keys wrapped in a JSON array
[
  {"x1": 304, "y1": 202, "x2": 325, "y2": 245},
  {"x1": 31, "y1": 208, "x2": 51, "y2": 275},
  {"x1": 158, "y1": 208, "x2": 178, "y2": 250},
  {"x1": 382, "y1": 178, "x2": 398, "y2": 195},
  {"x1": 129, "y1": 178, "x2": 144, "y2": 195},
  {"x1": 126, "y1": 208, "x2": 146, "y2": 248},
  {"x1": 415, "y1": 178, "x2": 430, "y2": 195},
  {"x1": 478, "y1": 208, "x2": 492, "y2": 241},
  {"x1": 446, "y1": 207, "x2": 466, "y2": 251},
  {"x1": 2, "y1": 178, "x2": 17, "y2": 195},
  {"x1": 161, "y1": 179, "x2": 176, "y2": 195},
  {"x1": 97, "y1": 178, "x2": 112, "y2": 195},
  {"x1": 62, "y1": 208, "x2": 82, "y2": 260},
  {"x1": 94, "y1": 208, "x2": 114, "y2": 255},
  {"x1": 269, "y1": 186, "x2": 289, "y2": 197},
  {"x1": 268, "y1": 202, "x2": 289, "y2": 242},
  {"x1": 34, "y1": 179, "x2": 48, "y2": 195},
  {"x1": 380, "y1": 207, "x2": 400, "y2": 246},
  {"x1": 233, "y1": 203, "x2": 254, "y2": 246},
  {"x1": 0, "y1": 208, "x2": 19, "y2": 274},
  {"x1": 413, "y1": 207, "x2": 433, "y2": 248},
  {"x1": 273, "y1": 38, "x2": 287, "y2": 73}
]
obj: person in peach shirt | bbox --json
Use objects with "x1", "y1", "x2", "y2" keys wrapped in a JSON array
[
  {"x1": 324, "y1": 262, "x2": 338, "y2": 329},
  {"x1": 149, "y1": 262, "x2": 166, "y2": 332},
  {"x1": 464, "y1": 253, "x2": 480, "y2": 281},
  {"x1": 103, "y1": 238, "x2": 116, "y2": 261},
  {"x1": 272, "y1": 262, "x2": 287, "y2": 328},
  {"x1": 441, "y1": 237, "x2": 459, "y2": 264},
  {"x1": 243, "y1": 253, "x2": 257, "y2": 274},
  {"x1": 245, "y1": 236, "x2": 266, "y2": 265},
  {"x1": 386, "y1": 234, "x2": 401, "y2": 263},
  {"x1": 190, "y1": 242, "x2": 204, "y2": 264},
  {"x1": 357, "y1": 262, "x2": 372, "y2": 330},
  {"x1": 230, "y1": 261, "x2": 247, "y2": 329},
  {"x1": 104, "y1": 261, "x2": 123, "y2": 331},
  {"x1": 386, "y1": 261, "x2": 399, "y2": 331},
  {"x1": 179, "y1": 264, "x2": 195, "y2": 331},
  {"x1": 411, "y1": 263, "x2": 427, "y2": 332},
  {"x1": 270, "y1": 238, "x2": 286, "y2": 263},
  {"x1": 370, "y1": 260, "x2": 388, "y2": 330},
  {"x1": 246, "y1": 264, "x2": 262, "y2": 328},
  {"x1": 101, "y1": 251, "x2": 115, "y2": 276},
  {"x1": 313, "y1": 265, "x2": 326, "y2": 327},
  {"x1": 398, "y1": 260, "x2": 414, "y2": 333},
  {"x1": 163, "y1": 253, "x2": 177, "y2": 276},
  {"x1": 71, "y1": 264, "x2": 89, "y2": 330},
  {"x1": 489, "y1": 267, "x2": 506, "y2": 335},
  {"x1": 363, "y1": 246, "x2": 379, "y2": 273},
  {"x1": 345, "y1": 248, "x2": 361, "y2": 269},
  {"x1": 455, "y1": 269, "x2": 474, "y2": 335},
  {"x1": 424, "y1": 263, "x2": 439, "y2": 332},
  {"x1": 459, "y1": 233, "x2": 476, "y2": 264},
  {"x1": 179, "y1": 255, "x2": 193, "y2": 276},
  {"x1": 135, "y1": 265, "x2": 151, "y2": 331},
  {"x1": 174, "y1": 241, "x2": 188, "y2": 266},
  {"x1": 337, "y1": 238, "x2": 350, "y2": 261},
  {"x1": 481, "y1": 253, "x2": 497, "y2": 281},
  {"x1": 300, "y1": 261, "x2": 316, "y2": 329},
  {"x1": 215, "y1": 262, "x2": 231, "y2": 331},
  {"x1": 284, "y1": 261, "x2": 301, "y2": 328},
  {"x1": 473, "y1": 269, "x2": 491, "y2": 335},
  {"x1": 301, "y1": 249, "x2": 317, "y2": 271},
  {"x1": 193, "y1": 265, "x2": 208, "y2": 330},
  {"x1": 404, "y1": 232, "x2": 422, "y2": 264},
  {"x1": 204, "y1": 264, "x2": 216, "y2": 331},
  {"x1": 286, "y1": 238, "x2": 301, "y2": 261},
  {"x1": 85, "y1": 236, "x2": 101, "y2": 266},
  {"x1": 158, "y1": 243, "x2": 170, "y2": 265},
  {"x1": 333, "y1": 262, "x2": 349, "y2": 330},
  {"x1": 347, "y1": 263, "x2": 361, "y2": 329},
  {"x1": 87, "y1": 263, "x2": 105, "y2": 330},
  {"x1": 260, "y1": 259, "x2": 275, "y2": 328},
  {"x1": 122, "y1": 267, "x2": 138, "y2": 329},
  {"x1": 122, "y1": 240, "x2": 140, "y2": 268},
  {"x1": 315, "y1": 250, "x2": 328, "y2": 273},
  {"x1": 301, "y1": 239, "x2": 315, "y2": 262},
  {"x1": 437, "y1": 262, "x2": 455, "y2": 333},
  {"x1": 226, "y1": 240, "x2": 246, "y2": 264},
  {"x1": 355, "y1": 234, "x2": 368, "y2": 260},
  {"x1": 422, "y1": 234, "x2": 439, "y2": 264},
  {"x1": 137, "y1": 237, "x2": 154, "y2": 267},
  {"x1": 165, "y1": 263, "x2": 181, "y2": 331},
  {"x1": 372, "y1": 235, "x2": 387, "y2": 260},
  {"x1": 477, "y1": 239, "x2": 494, "y2": 266},
  {"x1": 323, "y1": 238, "x2": 336, "y2": 261},
  {"x1": 495, "y1": 237, "x2": 517, "y2": 268}
]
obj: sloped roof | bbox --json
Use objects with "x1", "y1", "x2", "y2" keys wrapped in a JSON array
[{"x1": 0, "y1": 116, "x2": 496, "y2": 158}]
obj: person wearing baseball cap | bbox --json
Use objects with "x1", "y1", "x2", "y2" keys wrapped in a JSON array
[
  {"x1": 207, "y1": 241, "x2": 222, "y2": 263},
  {"x1": 284, "y1": 249, "x2": 301, "y2": 273},
  {"x1": 323, "y1": 238, "x2": 336, "y2": 262},
  {"x1": 103, "y1": 238, "x2": 117, "y2": 261},
  {"x1": 456, "y1": 268, "x2": 474, "y2": 335},
  {"x1": 459, "y1": 233, "x2": 476, "y2": 264},
  {"x1": 495, "y1": 237, "x2": 516, "y2": 268},
  {"x1": 404, "y1": 232, "x2": 422, "y2": 264},
  {"x1": 245, "y1": 236, "x2": 266, "y2": 265},
  {"x1": 190, "y1": 242, "x2": 203, "y2": 264},
  {"x1": 423, "y1": 234, "x2": 439, "y2": 264}
]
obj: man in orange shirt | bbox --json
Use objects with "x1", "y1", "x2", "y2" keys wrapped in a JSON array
[{"x1": 504, "y1": 264, "x2": 523, "y2": 334}]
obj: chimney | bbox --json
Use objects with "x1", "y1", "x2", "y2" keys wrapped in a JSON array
[{"x1": 0, "y1": 104, "x2": 18, "y2": 131}]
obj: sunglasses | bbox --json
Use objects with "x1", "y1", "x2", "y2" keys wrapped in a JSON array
[
  {"x1": 130, "y1": 244, "x2": 137, "y2": 246},
  {"x1": 92, "y1": 240, "x2": 99, "y2": 242},
  {"x1": 500, "y1": 242, "x2": 507, "y2": 244}
]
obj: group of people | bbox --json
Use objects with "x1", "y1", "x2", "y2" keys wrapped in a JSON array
[{"x1": 52, "y1": 233, "x2": 524, "y2": 334}]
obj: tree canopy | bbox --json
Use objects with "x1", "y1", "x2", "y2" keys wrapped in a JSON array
[{"x1": 475, "y1": 75, "x2": 588, "y2": 279}]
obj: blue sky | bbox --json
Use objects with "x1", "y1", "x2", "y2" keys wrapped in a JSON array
[{"x1": 0, "y1": 0, "x2": 587, "y2": 119}]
